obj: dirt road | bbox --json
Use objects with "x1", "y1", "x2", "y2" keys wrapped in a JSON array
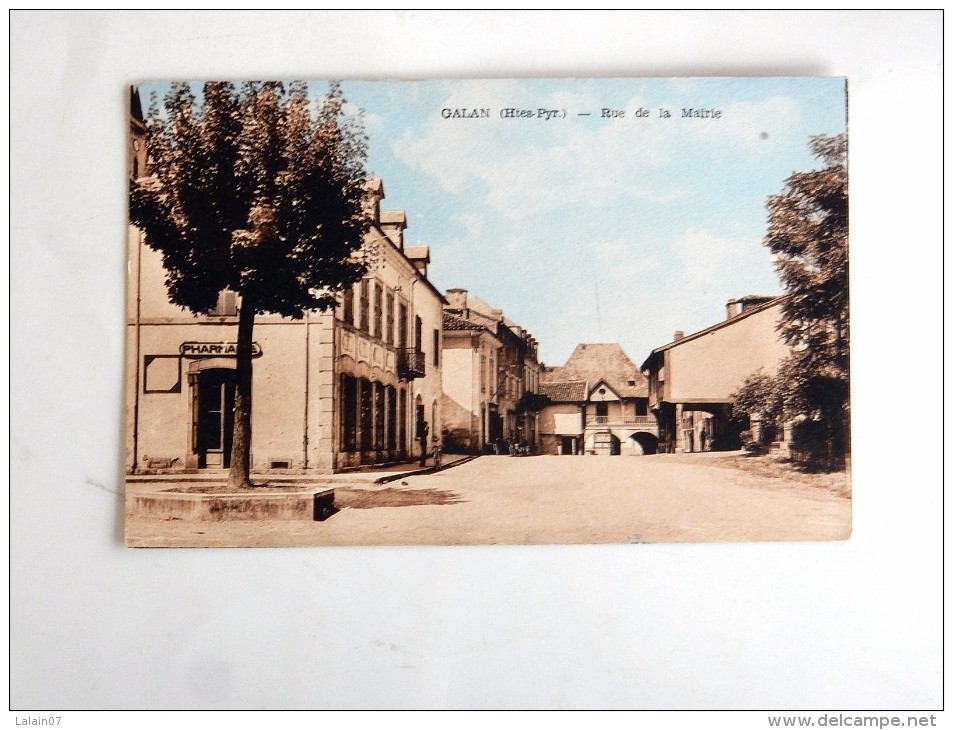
[{"x1": 126, "y1": 453, "x2": 851, "y2": 547}]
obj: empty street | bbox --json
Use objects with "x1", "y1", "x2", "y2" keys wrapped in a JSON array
[{"x1": 126, "y1": 453, "x2": 851, "y2": 547}]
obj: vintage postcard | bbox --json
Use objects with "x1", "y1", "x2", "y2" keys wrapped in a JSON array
[{"x1": 125, "y1": 77, "x2": 850, "y2": 547}]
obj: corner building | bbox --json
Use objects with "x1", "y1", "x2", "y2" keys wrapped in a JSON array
[
  {"x1": 440, "y1": 289, "x2": 541, "y2": 453},
  {"x1": 126, "y1": 147, "x2": 445, "y2": 474},
  {"x1": 641, "y1": 296, "x2": 789, "y2": 453}
]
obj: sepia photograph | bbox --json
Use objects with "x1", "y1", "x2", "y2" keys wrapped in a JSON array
[{"x1": 125, "y1": 77, "x2": 851, "y2": 548}]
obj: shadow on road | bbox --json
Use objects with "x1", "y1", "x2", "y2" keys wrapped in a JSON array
[{"x1": 336, "y1": 487, "x2": 466, "y2": 509}]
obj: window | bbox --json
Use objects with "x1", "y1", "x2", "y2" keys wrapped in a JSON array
[
  {"x1": 385, "y1": 292, "x2": 394, "y2": 344},
  {"x1": 342, "y1": 286, "x2": 354, "y2": 326},
  {"x1": 374, "y1": 383, "x2": 385, "y2": 449},
  {"x1": 596, "y1": 402, "x2": 608, "y2": 418},
  {"x1": 635, "y1": 399, "x2": 648, "y2": 416},
  {"x1": 398, "y1": 303, "x2": 408, "y2": 348},
  {"x1": 359, "y1": 378, "x2": 372, "y2": 451},
  {"x1": 209, "y1": 289, "x2": 237, "y2": 317},
  {"x1": 386, "y1": 386, "x2": 397, "y2": 450},
  {"x1": 398, "y1": 388, "x2": 407, "y2": 453},
  {"x1": 341, "y1": 375, "x2": 357, "y2": 452},
  {"x1": 373, "y1": 283, "x2": 383, "y2": 338},
  {"x1": 359, "y1": 280, "x2": 369, "y2": 333},
  {"x1": 433, "y1": 329, "x2": 440, "y2": 366}
]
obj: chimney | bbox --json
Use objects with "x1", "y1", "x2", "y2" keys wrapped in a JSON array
[
  {"x1": 673, "y1": 330, "x2": 685, "y2": 341},
  {"x1": 379, "y1": 210, "x2": 407, "y2": 249},
  {"x1": 363, "y1": 179, "x2": 384, "y2": 224},
  {"x1": 726, "y1": 299, "x2": 738, "y2": 319},
  {"x1": 446, "y1": 288, "x2": 468, "y2": 309}
]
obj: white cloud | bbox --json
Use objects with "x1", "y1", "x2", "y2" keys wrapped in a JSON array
[
  {"x1": 672, "y1": 227, "x2": 754, "y2": 289},
  {"x1": 360, "y1": 111, "x2": 387, "y2": 138},
  {"x1": 454, "y1": 211, "x2": 485, "y2": 238},
  {"x1": 369, "y1": 79, "x2": 810, "y2": 363},
  {"x1": 596, "y1": 240, "x2": 662, "y2": 281},
  {"x1": 391, "y1": 86, "x2": 688, "y2": 220},
  {"x1": 680, "y1": 95, "x2": 803, "y2": 151}
]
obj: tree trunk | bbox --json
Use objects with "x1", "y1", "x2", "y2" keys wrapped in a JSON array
[{"x1": 229, "y1": 295, "x2": 256, "y2": 489}]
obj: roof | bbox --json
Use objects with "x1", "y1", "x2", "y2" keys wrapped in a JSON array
[
  {"x1": 539, "y1": 381, "x2": 588, "y2": 402},
  {"x1": 466, "y1": 295, "x2": 500, "y2": 319},
  {"x1": 443, "y1": 312, "x2": 486, "y2": 332},
  {"x1": 737, "y1": 294, "x2": 775, "y2": 305},
  {"x1": 555, "y1": 343, "x2": 647, "y2": 398},
  {"x1": 367, "y1": 226, "x2": 445, "y2": 306},
  {"x1": 641, "y1": 295, "x2": 785, "y2": 371}
]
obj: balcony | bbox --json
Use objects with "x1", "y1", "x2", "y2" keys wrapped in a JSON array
[
  {"x1": 590, "y1": 415, "x2": 658, "y2": 433},
  {"x1": 398, "y1": 347, "x2": 426, "y2": 380}
]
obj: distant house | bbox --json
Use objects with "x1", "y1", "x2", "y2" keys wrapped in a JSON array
[
  {"x1": 640, "y1": 296, "x2": 789, "y2": 453},
  {"x1": 539, "y1": 344, "x2": 657, "y2": 456},
  {"x1": 440, "y1": 288, "x2": 541, "y2": 453},
  {"x1": 440, "y1": 308, "x2": 503, "y2": 452}
]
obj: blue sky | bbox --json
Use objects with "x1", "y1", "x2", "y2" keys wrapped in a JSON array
[
  {"x1": 140, "y1": 77, "x2": 847, "y2": 367},
  {"x1": 341, "y1": 77, "x2": 846, "y2": 367}
]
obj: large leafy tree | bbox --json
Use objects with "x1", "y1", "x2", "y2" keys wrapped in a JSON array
[
  {"x1": 764, "y1": 133, "x2": 849, "y2": 468},
  {"x1": 731, "y1": 369, "x2": 782, "y2": 426},
  {"x1": 131, "y1": 81, "x2": 373, "y2": 487}
]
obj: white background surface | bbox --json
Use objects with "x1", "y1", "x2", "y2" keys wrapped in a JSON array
[{"x1": 9, "y1": 10, "x2": 943, "y2": 711}]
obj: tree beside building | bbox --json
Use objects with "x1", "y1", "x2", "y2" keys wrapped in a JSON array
[
  {"x1": 764, "y1": 133, "x2": 849, "y2": 470},
  {"x1": 130, "y1": 81, "x2": 372, "y2": 488}
]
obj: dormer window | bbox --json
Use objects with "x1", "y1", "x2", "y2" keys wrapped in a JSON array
[{"x1": 209, "y1": 289, "x2": 237, "y2": 317}]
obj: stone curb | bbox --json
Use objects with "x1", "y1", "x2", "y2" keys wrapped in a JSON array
[{"x1": 374, "y1": 454, "x2": 479, "y2": 484}]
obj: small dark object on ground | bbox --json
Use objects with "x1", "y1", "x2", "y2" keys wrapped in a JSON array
[{"x1": 313, "y1": 490, "x2": 336, "y2": 521}]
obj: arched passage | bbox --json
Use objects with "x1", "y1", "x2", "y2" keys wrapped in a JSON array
[{"x1": 630, "y1": 431, "x2": 659, "y2": 455}]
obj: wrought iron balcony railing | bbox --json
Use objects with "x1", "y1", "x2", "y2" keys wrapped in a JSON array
[
  {"x1": 398, "y1": 347, "x2": 426, "y2": 380},
  {"x1": 591, "y1": 415, "x2": 658, "y2": 428}
]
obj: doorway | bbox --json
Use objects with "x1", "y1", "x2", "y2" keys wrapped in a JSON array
[
  {"x1": 593, "y1": 432, "x2": 621, "y2": 455},
  {"x1": 194, "y1": 368, "x2": 236, "y2": 468}
]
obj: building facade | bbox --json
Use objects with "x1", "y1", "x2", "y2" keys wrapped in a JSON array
[
  {"x1": 440, "y1": 289, "x2": 540, "y2": 453},
  {"x1": 538, "y1": 344, "x2": 657, "y2": 456},
  {"x1": 126, "y1": 110, "x2": 445, "y2": 475},
  {"x1": 640, "y1": 296, "x2": 789, "y2": 454}
]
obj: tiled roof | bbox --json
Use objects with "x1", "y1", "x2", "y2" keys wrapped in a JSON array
[
  {"x1": 737, "y1": 294, "x2": 775, "y2": 304},
  {"x1": 443, "y1": 312, "x2": 485, "y2": 332},
  {"x1": 558, "y1": 343, "x2": 647, "y2": 398},
  {"x1": 466, "y1": 295, "x2": 500, "y2": 318},
  {"x1": 541, "y1": 365, "x2": 565, "y2": 383},
  {"x1": 539, "y1": 381, "x2": 588, "y2": 402}
]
